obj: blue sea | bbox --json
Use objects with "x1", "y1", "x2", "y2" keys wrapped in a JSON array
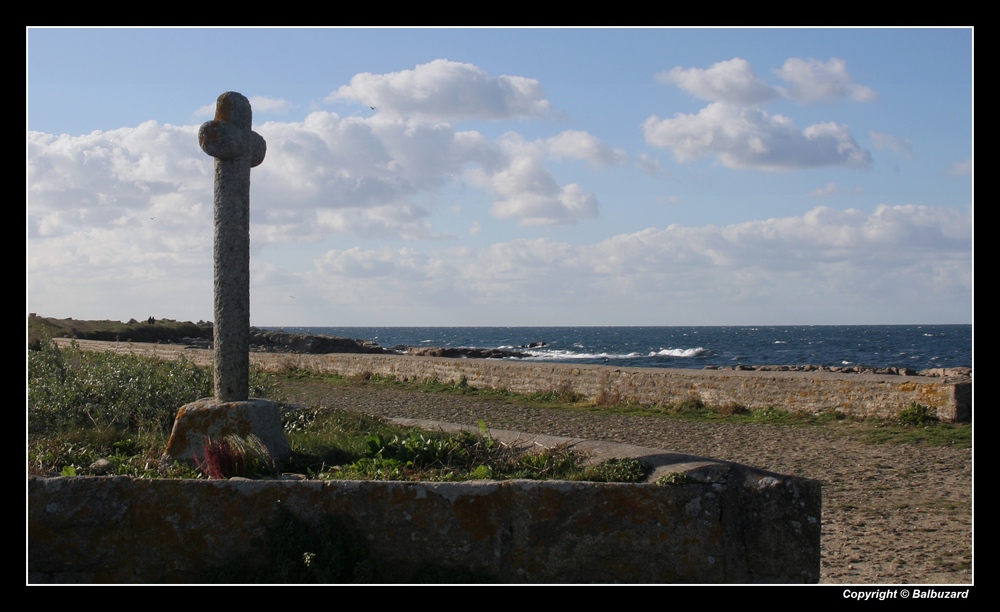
[{"x1": 267, "y1": 325, "x2": 972, "y2": 371}]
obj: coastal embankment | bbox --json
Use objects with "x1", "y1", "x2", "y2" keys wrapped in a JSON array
[{"x1": 54, "y1": 338, "x2": 971, "y2": 423}]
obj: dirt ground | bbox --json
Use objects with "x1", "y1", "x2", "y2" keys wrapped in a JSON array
[{"x1": 278, "y1": 379, "x2": 973, "y2": 585}]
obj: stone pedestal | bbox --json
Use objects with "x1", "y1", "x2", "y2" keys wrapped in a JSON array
[{"x1": 162, "y1": 398, "x2": 290, "y2": 468}]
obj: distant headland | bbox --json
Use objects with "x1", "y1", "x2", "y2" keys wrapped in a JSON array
[{"x1": 27, "y1": 314, "x2": 529, "y2": 360}]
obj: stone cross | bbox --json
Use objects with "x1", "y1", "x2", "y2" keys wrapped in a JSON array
[{"x1": 199, "y1": 92, "x2": 266, "y2": 402}]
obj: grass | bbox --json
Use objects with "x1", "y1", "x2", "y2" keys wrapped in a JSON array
[
  {"x1": 285, "y1": 409, "x2": 651, "y2": 482},
  {"x1": 28, "y1": 338, "x2": 277, "y2": 478},
  {"x1": 28, "y1": 341, "x2": 650, "y2": 482}
]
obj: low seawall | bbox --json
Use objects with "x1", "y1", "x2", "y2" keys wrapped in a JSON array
[{"x1": 54, "y1": 340, "x2": 972, "y2": 422}]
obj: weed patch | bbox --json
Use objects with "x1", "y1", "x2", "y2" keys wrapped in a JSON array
[
  {"x1": 896, "y1": 402, "x2": 939, "y2": 427},
  {"x1": 28, "y1": 339, "x2": 277, "y2": 476},
  {"x1": 656, "y1": 472, "x2": 696, "y2": 486}
]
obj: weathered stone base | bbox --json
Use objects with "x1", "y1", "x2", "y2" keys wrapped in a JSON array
[{"x1": 162, "y1": 398, "x2": 290, "y2": 467}]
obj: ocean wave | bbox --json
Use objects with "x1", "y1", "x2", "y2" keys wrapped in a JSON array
[
  {"x1": 524, "y1": 349, "x2": 645, "y2": 361},
  {"x1": 522, "y1": 347, "x2": 706, "y2": 361},
  {"x1": 648, "y1": 347, "x2": 707, "y2": 358}
]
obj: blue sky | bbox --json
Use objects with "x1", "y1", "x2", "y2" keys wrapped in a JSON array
[{"x1": 27, "y1": 28, "x2": 972, "y2": 326}]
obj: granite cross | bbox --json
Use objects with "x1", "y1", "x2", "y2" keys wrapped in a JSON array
[{"x1": 199, "y1": 92, "x2": 266, "y2": 402}]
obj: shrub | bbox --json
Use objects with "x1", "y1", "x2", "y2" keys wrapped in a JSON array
[
  {"x1": 28, "y1": 340, "x2": 278, "y2": 436},
  {"x1": 896, "y1": 402, "x2": 939, "y2": 427},
  {"x1": 28, "y1": 340, "x2": 213, "y2": 435},
  {"x1": 656, "y1": 472, "x2": 695, "y2": 486}
]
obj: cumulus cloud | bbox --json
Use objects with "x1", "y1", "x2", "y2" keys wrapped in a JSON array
[
  {"x1": 249, "y1": 96, "x2": 293, "y2": 114},
  {"x1": 775, "y1": 58, "x2": 877, "y2": 104},
  {"x1": 643, "y1": 102, "x2": 872, "y2": 171},
  {"x1": 648, "y1": 57, "x2": 875, "y2": 172},
  {"x1": 321, "y1": 205, "x2": 970, "y2": 287},
  {"x1": 28, "y1": 122, "x2": 210, "y2": 238},
  {"x1": 468, "y1": 132, "x2": 601, "y2": 225},
  {"x1": 292, "y1": 204, "x2": 970, "y2": 324},
  {"x1": 655, "y1": 58, "x2": 777, "y2": 106},
  {"x1": 545, "y1": 130, "x2": 626, "y2": 167},
  {"x1": 29, "y1": 104, "x2": 608, "y2": 280},
  {"x1": 329, "y1": 59, "x2": 552, "y2": 121}
]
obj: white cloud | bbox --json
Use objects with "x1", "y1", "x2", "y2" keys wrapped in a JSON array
[
  {"x1": 289, "y1": 204, "x2": 970, "y2": 324},
  {"x1": 648, "y1": 57, "x2": 875, "y2": 173},
  {"x1": 257, "y1": 114, "x2": 601, "y2": 227},
  {"x1": 468, "y1": 133, "x2": 600, "y2": 225},
  {"x1": 249, "y1": 96, "x2": 293, "y2": 115},
  {"x1": 870, "y1": 131, "x2": 914, "y2": 158},
  {"x1": 775, "y1": 58, "x2": 877, "y2": 104},
  {"x1": 29, "y1": 106, "x2": 607, "y2": 281},
  {"x1": 329, "y1": 59, "x2": 552, "y2": 121},
  {"x1": 808, "y1": 182, "x2": 841, "y2": 198},
  {"x1": 656, "y1": 58, "x2": 777, "y2": 106},
  {"x1": 28, "y1": 122, "x2": 210, "y2": 239},
  {"x1": 545, "y1": 130, "x2": 626, "y2": 167},
  {"x1": 643, "y1": 102, "x2": 872, "y2": 171}
]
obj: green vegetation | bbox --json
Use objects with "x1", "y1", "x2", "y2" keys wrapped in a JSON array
[
  {"x1": 287, "y1": 411, "x2": 648, "y2": 483},
  {"x1": 28, "y1": 314, "x2": 211, "y2": 350},
  {"x1": 855, "y1": 403, "x2": 971, "y2": 447},
  {"x1": 28, "y1": 341, "x2": 651, "y2": 482},
  {"x1": 28, "y1": 340, "x2": 969, "y2": 479},
  {"x1": 656, "y1": 472, "x2": 696, "y2": 486},
  {"x1": 28, "y1": 338, "x2": 276, "y2": 478}
]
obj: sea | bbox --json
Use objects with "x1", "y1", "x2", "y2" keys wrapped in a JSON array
[{"x1": 266, "y1": 325, "x2": 972, "y2": 371}]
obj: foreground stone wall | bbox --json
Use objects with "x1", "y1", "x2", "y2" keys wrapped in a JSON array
[
  {"x1": 29, "y1": 465, "x2": 821, "y2": 583},
  {"x1": 53, "y1": 340, "x2": 972, "y2": 422}
]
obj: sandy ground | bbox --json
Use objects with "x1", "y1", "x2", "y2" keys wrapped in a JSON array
[{"x1": 278, "y1": 379, "x2": 973, "y2": 585}]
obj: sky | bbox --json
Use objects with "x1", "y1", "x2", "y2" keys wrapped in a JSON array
[{"x1": 27, "y1": 28, "x2": 973, "y2": 326}]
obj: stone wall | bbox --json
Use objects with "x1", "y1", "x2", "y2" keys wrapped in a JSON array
[
  {"x1": 261, "y1": 352, "x2": 971, "y2": 423},
  {"x1": 51, "y1": 340, "x2": 972, "y2": 422},
  {"x1": 29, "y1": 465, "x2": 821, "y2": 583}
]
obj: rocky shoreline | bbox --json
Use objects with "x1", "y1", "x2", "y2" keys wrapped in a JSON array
[
  {"x1": 182, "y1": 329, "x2": 535, "y2": 360},
  {"x1": 232, "y1": 330, "x2": 969, "y2": 378},
  {"x1": 32, "y1": 315, "x2": 967, "y2": 378}
]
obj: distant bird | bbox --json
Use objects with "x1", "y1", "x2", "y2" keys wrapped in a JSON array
[{"x1": 370, "y1": 106, "x2": 376, "y2": 110}]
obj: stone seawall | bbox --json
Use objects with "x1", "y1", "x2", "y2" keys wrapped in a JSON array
[{"x1": 53, "y1": 340, "x2": 972, "y2": 422}]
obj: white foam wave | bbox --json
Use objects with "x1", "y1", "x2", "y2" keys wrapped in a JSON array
[
  {"x1": 647, "y1": 347, "x2": 706, "y2": 358},
  {"x1": 524, "y1": 349, "x2": 644, "y2": 360}
]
